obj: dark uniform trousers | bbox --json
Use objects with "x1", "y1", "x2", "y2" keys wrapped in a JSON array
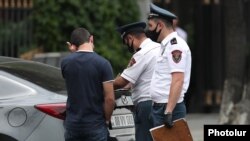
[
  {"x1": 134, "y1": 100, "x2": 154, "y2": 141},
  {"x1": 151, "y1": 101, "x2": 186, "y2": 127}
]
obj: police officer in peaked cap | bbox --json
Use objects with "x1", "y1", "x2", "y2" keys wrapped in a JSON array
[
  {"x1": 146, "y1": 3, "x2": 178, "y2": 42},
  {"x1": 114, "y1": 21, "x2": 160, "y2": 141},
  {"x1": 146, "y1": 3, "x2": 193, "y2": 135}
]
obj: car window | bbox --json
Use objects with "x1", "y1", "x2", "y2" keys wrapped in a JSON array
[
  {"x1": 0, "y1": 75, "x2": 36, "y2": 100},
  {"x1": 32, "y1": 52, "x2": 70, "y2": 68},
  {"x1": 45, "y1": 57, "x2": 59, "y2": 67},
  {"x1": 0, "y1": 61, "x2": 67, "y2": 96}
]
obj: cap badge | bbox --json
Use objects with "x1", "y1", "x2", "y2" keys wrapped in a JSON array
[{"x1": 121, "y1": 32, "x2": 126, "y2": 39}]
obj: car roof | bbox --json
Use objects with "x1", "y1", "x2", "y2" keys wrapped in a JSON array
[
  {"x1": 0, "y1": 56, "x2": 67, "y2": 97},
  {"x1": 0, "y1": 56, "x2": 24, "y2": 63},
  {"x1": 0, "y1": 56, "x2": 43, "y2": 64},
  {"x1": 0, "y1": 56, "x2": 59, "y2": 69}
]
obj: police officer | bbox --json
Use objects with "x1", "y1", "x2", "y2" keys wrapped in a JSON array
[
  {"x1": 114, "y1": 22, "x2": 160, "y2": 141},
  {"x1": 146, "y1": 3, "x2": 192, "y2": 128}
]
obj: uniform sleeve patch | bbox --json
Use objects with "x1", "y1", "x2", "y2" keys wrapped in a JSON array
[
  {"x1": 170, "y1": 38, "x2": 177, "y2": 45},
  {"x1": 171, "y1": 50, "x2": 182, "y2": 63},
  {"x1": 127, "y1": 58, "x2": 136, "y2": 67}
]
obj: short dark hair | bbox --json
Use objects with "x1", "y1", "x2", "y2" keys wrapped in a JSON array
[
  {"x1": 126, "y1": 30, "x2": 145, "y2": 39},
  {"x1": 152, "y1": 17, "x2": 174, "y2": 29},
  {"x1": 70, "y1": 28, "x2": 91, "y2": 47}
]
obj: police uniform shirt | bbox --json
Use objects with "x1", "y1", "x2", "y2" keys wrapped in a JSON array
[
  {"x1": 121, "y1": 38, "x2": 160, "y2": 104},
  {"x1": 150, "y1": 32, "x2": 191, "y2": 103}
]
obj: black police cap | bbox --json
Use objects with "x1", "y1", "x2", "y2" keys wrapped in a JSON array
[
  {"x1": 148, "y1": 3, "x2": 177, "y2": 21},
  {"x1": 116, "y1": 22, "x2": 146, "y2": 39}
]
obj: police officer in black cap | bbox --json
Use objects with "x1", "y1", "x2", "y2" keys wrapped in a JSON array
[
  {"x1": 146, "y1": 3, "x2": 192, "y2": 130},
  {"x1": 114, "y1": 22, "x2": 160, "y2": 141}
]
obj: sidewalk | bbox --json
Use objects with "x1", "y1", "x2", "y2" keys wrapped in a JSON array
[{"x1": 186, "y1": 113, "x2": 219, "y2": 141}]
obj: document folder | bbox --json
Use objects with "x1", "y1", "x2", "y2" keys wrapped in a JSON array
[{"x1": 150, "y1": 118, "x2": 193, "y2": 141}]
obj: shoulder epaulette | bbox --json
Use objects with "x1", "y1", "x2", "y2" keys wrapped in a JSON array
[{"x1": 170, "y1": 38, "x2": 177, "y2": 45}]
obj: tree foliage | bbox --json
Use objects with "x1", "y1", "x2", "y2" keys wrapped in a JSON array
[{"x1": 31, "y1": 0, "x2": 140, "y2": 74}]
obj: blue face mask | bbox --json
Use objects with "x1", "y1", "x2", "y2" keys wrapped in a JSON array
[{"x1": 146, "y1": 24, "x2": 161, "y2": 42}]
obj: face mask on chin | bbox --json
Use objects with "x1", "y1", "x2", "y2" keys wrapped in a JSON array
[
  {"x1": 127, "y1": 40, "x2": 135, "y2": 53},
  {"x1": 124, "y1": 38, "x2": 135, "y2": 53},
  {"x1": 146, "y1": 24, "x2": 161, "y2": 42}
]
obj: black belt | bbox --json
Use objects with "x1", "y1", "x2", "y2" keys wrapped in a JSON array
[
  {"x1": 153, "y1": 102, "x2": 166, "y2": 106},
  {"x1": 153, "y1": 101, "x2": 184, "y2": 106}
]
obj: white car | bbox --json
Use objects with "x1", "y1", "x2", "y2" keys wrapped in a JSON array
[{"x1": 0, "y1": 56, "x2": 135, "y2": 141}]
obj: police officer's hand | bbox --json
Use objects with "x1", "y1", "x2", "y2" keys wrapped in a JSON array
[{"x1": 164, "y1": 112, "x2": 174, "y2": 128}]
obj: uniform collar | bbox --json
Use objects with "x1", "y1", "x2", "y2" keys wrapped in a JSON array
[
  {"x1": 161, "y1": 32, "x2": 178, "y2": 46},
  {"x1": 76, "y1": 50, "x2": 94, "y2": 52},
  {"x1": 139, "y1": 38, "x2": 152, "y2": 49}
]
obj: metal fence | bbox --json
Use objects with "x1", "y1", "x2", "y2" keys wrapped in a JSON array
[{"x1": 0, "y1": 0, "x2": 33, "y2": 57}]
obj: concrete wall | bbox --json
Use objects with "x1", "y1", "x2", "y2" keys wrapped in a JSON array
[{"x1": 137, "y1": 0, "x2": 151, "y2": 22}]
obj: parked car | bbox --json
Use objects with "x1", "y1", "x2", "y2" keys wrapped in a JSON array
[{"x1": 0, "y1": 56, "x2": 135, "y2": 141}]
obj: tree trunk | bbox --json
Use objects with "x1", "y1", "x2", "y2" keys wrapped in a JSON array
[{"x1": 219, "y1": 0, "x2": 250, "y2": 124}]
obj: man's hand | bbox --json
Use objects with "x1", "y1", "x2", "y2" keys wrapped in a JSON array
[
  {"x1": 106, "y1": 121, "x2": 112, "y2": 129},
  {"x1": 66, "y1": 41, "x2": 76, "y2": 52},
  {"x1": 164, "y1": 112, "x2": 174, "y2": 128}
]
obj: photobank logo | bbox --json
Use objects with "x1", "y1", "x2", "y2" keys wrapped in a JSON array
[{"x1": 204, "y1": 125, "x2": 250, "y2": 140}]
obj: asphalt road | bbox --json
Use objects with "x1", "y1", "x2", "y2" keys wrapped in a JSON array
[{"x1": 186, "y1": 113, "x2": 219, "y2": 141}]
